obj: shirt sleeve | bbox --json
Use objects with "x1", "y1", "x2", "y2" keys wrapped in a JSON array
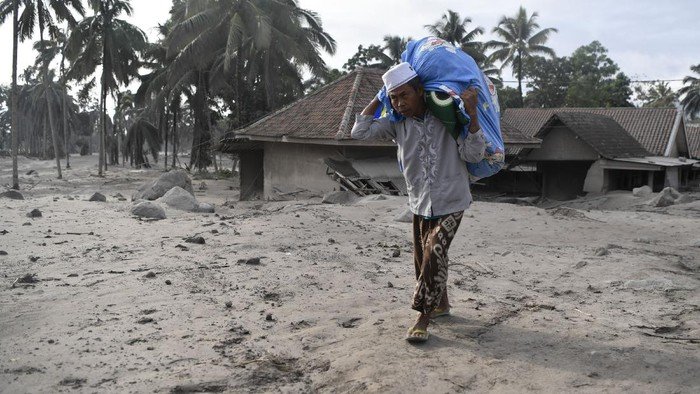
[
  {"x1": 457, "y1": 129, "x2": 487, "y2": 163},
  {"x1": 350, "y1": 114, "x2": 396, "y2": 141}
]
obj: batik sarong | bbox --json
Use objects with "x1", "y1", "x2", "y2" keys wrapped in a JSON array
[{"x1": 411, "y1": 211, "x2": 463, "y2": 314}]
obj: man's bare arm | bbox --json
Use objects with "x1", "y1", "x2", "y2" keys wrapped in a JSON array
[
  {"x1": 351, "y1": 97, "x2": 395, "y2": 141},
  {"x1": 361, "y1": 97, "x2": 382, "y2": 116}
]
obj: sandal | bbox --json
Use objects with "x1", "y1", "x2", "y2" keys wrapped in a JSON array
[
  {"x1": 431, "y1": 306, "x2": 451, "y2": 318},
  {"x1": 405, "y1": 327, "x2": 430, "y2": 343}
]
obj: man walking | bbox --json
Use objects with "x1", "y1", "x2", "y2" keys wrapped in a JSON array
[{"x1": 351, "y1": 62, "x2": 486, "y2": 342}]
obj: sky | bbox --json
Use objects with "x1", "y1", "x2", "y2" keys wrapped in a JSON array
[{"x1": 0, "y1": 0, "x2": 698, "y2": 92}]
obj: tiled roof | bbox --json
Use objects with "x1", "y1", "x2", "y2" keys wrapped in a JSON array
[
  {"x1": 502, "y1": 107, "x2": 681, "y2": 156},
  {"x1": 233, "y1": 68, "x2": 385, "y2": 141},
  {"x1": 687, "y1": 123, "x2": 700, "y2": 159},
  {"x1": 225, "y1": 67, "x2": 540, "y2": 148},
  {"x1": 538, "y1": 112, "x2": 648, "y2": 159},
  {"x1": 501, "y1": 121, "x2": 540, "y2": 146}
]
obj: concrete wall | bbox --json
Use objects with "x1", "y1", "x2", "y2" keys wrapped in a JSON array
[
  {"x1": 526, "y1": 126, "x2": 599, "y2": 161},
  {"x1": 583, "y1": 160, "x2": 608, "y2": 193},
  {"x1": 263, "y1": 143, "x2": 341, "y2": 197},
  {"x1": 262, "y1": 143, "x2": 398, "y2": 198},
  {"x1": 665, "y1": 167, "x2": 679, "y2": 189}
]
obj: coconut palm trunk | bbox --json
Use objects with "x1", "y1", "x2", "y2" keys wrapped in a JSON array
[
  {"x1": 42, "y1": 114, "x2": 49, "y2": 159},
  {"x1": 517, "y1": 50, "x2": 523, "y2": 107},
  {"x1": 98, "y1": 83, "x2": 105, "y2": 175},
  {"x1": 47, "y1": 92, "x2": 62, "y2": 179},
  {"x1": 10, "y1": 0, "x2": 19, "y2": 189},
  {"x1": 164, "y1": 104, "x2": 169, "y2": 170},
  {"x1": 60, "y1": 27, "x2": 71, "y2": 169},
  {"x1": 171, "y1": 105, "x2": 178, "y2": 168},
  {"x1": 189, "y1": 71, "x2": 211, "y2": 171},
  {"x1": 62, "y1": 88, "x2": 70, "y2": 168}
]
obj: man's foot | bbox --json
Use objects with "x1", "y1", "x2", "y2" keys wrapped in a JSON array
[
  {"x1": 430, "y1": 306, "x2": 451, "y2": 318},
  {"x1": 431, "y1": 292, "x2": 451, "y2": 318},
  {"x1": 406, "y1": 313, "x2": 430, "y2": 343}
]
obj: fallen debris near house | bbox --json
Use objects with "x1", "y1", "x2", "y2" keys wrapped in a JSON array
[
  {"x1": 632, "y1": 185, "x2": 652, "y2": 197},
  {"x1": 324, "y1": 158, "x2": 403, "y2": 197},
  {"x1": 649, "y1": 187, "x2": 682, "y2": 207},
  {"x1": 11, "y1": 273, "x2": 40, "y2": 288}
]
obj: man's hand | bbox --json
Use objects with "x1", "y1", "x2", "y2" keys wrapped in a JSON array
[{"x1": 460, "y1": 87, "x2": 480, "y2": 133}]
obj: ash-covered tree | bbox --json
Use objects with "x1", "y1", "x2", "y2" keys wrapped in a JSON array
[
  {"x1": 66, "y1": 0, "x2": 148, "y2": 176},
  {"x1": 679, "y1": 64, "x2": 700, "y2": 120},
  {"x1": 343, "y1": 44, "x2": 393, "y2": 71},
  {"x1": 523, "y1": 55, "x2": 571, "y2": 108},
  {"x1": 497, "y1": 86, "x2": 523, "y2": 112},
  {"x1": 0, "y1": 85, "x2": 10, "y2": 150},
  {"x1": 565, "y1": 41, "x2": 632, "y2": 107},
  {"x1": 486, "y1": 6, "x2": 557, "y2": 107},
  {"x1": 165, "y1": 0, "x2": 336, "y2": 171},
  {"x1": 634, "y1": 81, "x2": 678, "y2": 108},
  {"x1": 0, "y1": 0, "x2": 85, "y2": 188}
]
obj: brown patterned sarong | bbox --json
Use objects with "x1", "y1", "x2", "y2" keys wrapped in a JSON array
[{"x1": 411, "y1": 211, "x2": 463, "y2": 314}]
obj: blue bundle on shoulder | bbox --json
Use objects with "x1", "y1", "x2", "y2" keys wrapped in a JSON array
[{"x1": 375, "y1": 36, "x2": 505, "y2": 181}]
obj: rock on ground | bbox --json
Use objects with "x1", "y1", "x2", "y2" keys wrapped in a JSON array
[
  {"x1": 196, "y1": 203, "x2": 215, "y2": 213},
  {"x1": 158, "y1": 187, "x2": 198, "y2": 211},
  {"x1": 0, "y1": 190, "x2": 24, "y2": 200},
  {"x1": 394, "y1": 207, "x2": 413, "y2": 223},
  {"x1": 360, "y1": 194, "x2": 387, "y2": 202},
  {"x1": 88, "y1": 192, "x2": 107, "y2": 202},
  {"x1": 26, "y1": 209, "x2": 42, "y2": 218},
  {"x1": 130, "y1": 201, "x2": 166, "y2": 220},
  {"x1": 632, "y1": 185, "x2": 652, "y2": 197},
  {"x1": 157, "y1": 186, "x2": 214, "y2": 213},
  {"x1": 649, "y1": 187, "x2": 682, "y2": 207},
  {"x1": 132, "y1": 169, "x2": 194, "y2": 201},
  {"x1": 322, "y1": 191, "x2": 359, "y2": 205}
]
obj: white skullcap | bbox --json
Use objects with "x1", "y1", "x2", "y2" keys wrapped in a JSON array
[{"x1": 382, "y1": 62, "x2": 418, "y2": 92}]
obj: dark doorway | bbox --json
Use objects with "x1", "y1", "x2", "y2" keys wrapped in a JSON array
[
  {"x1": 608, "y1": 170, "x2": 648, "y2": 191},
  {"x1": 540, "y1": 161, "x2": 594, "y2": 200},
  {"x1": 239, "y1": 150, "x2": 264, "y2": 200}
]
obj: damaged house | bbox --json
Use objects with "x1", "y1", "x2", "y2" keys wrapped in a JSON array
[
  {"x1": 501, "y1": 107, "x2": 698, "y2": 199},
  {"x1": 218, "y1": 68, "x2": 540, "y2": 200}
]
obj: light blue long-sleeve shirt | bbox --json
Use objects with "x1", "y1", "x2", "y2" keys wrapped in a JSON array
[{"x1": 351, "y1": 112, "x2": 486, "y2": 217}]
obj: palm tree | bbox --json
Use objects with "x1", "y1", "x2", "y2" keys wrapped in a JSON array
[
  {"x1": 424, "y1": 10, "x2": 496, "y2": 81},
  {"x1": 22, "y1": 70, "x2": 71, "y2": 179},
  {"x1": 165, "y1": 0, "x2": 336, "y2": 171},
  {"x1": 124, "y1": 111, "x2": 161, "y2": 168},
  {"x1": 635, "y1": 81, "x2": 678, "y2": 108},
  {"x1": 679, "y1": 64, "x2": 700, "y2": 120},
  {"x1": 382, "y1": 35, "x2": 410, "y2": 65},
  {"x1": 425, "y1": 9, "x2": 484, "y2": 47},
  {"x1": 0, "y1": 0, "x2": 84, "y2": 188},
  {"x1": 137, "y1": 23, "x2": 183, "y2": 170},
  {"x1": 486, "y1": 6, "x2": 558, "y2": 106},
  {"x1": 113, "y1": 90, "x2": 134, "y2": 164},
  {"x1": 66, "y1": 0, "x2": 147, "y2": 176}
]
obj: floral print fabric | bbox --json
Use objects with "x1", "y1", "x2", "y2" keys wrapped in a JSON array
[{"x1": 411, "y1": 211, "x2": 463, "y2": 314}]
